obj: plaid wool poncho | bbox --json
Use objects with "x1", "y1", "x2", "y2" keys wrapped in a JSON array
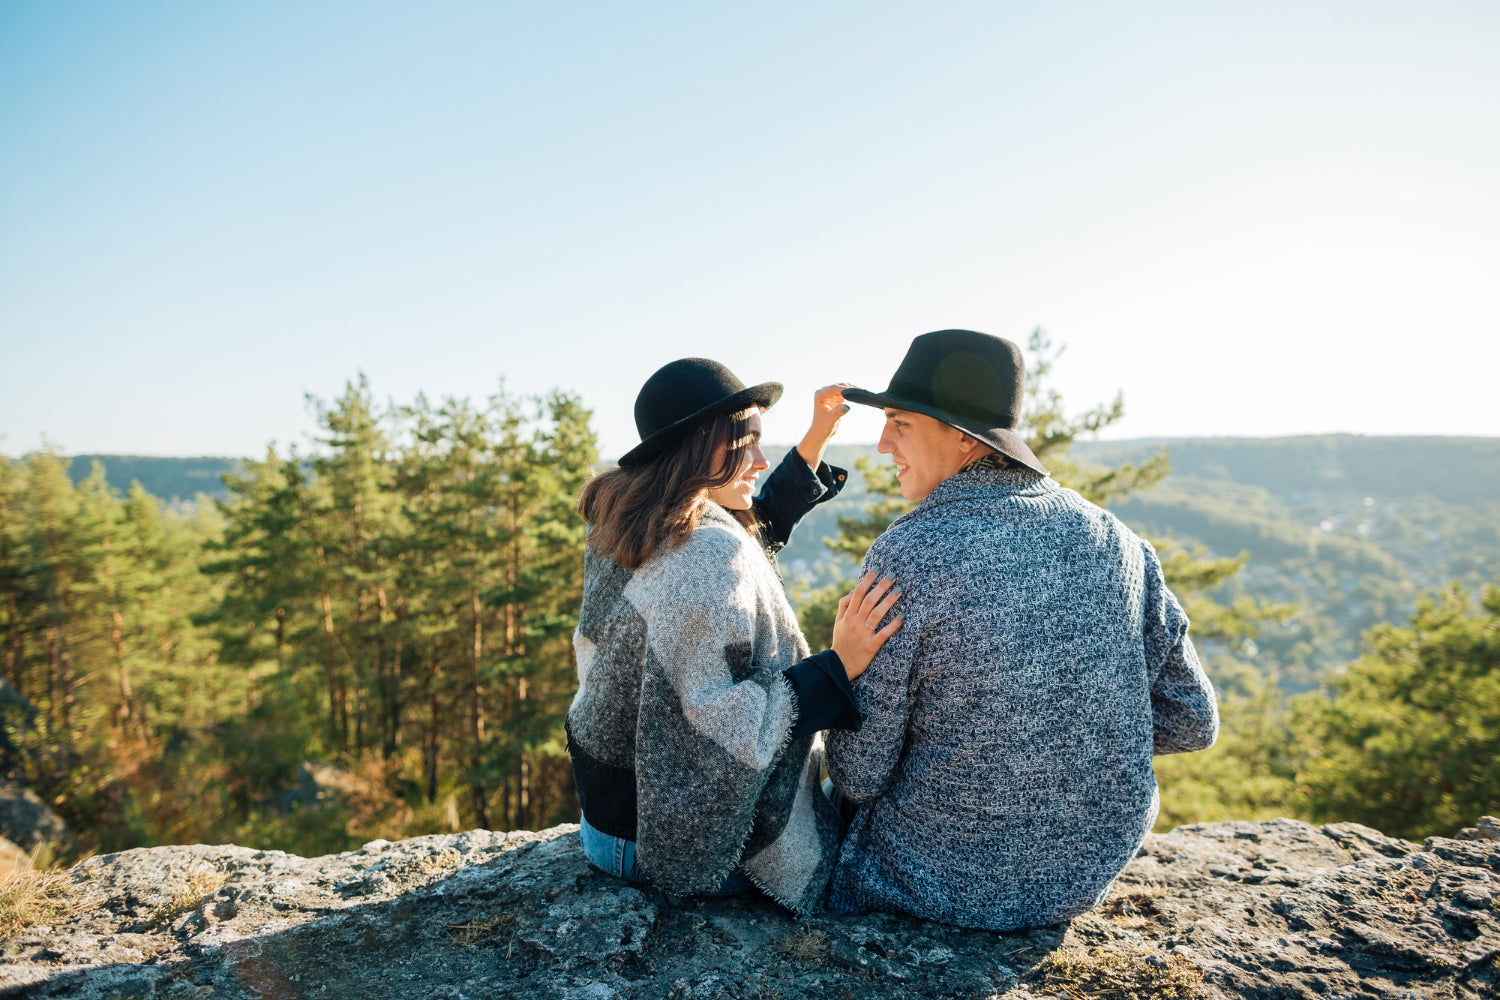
[{"x1": 566, "y1": 502, "x2": 843, "y2": 913}]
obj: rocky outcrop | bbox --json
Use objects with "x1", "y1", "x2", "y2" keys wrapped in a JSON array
[
  {"x1": 0, "y1": 780, "x2": 71, "y2": 860},
  {"x1": 0, "y1": 679, "x2": 76, "y2": 864},
  {"x1": 2, "y1": 818, "x2": 1496, "y2": 999}
]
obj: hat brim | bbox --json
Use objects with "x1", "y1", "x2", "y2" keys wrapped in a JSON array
[
  {"x1": 616, "y1": 381, "x2": 783, "y2": 467},
  {"x1": 843, "y1": 387, "x2": 1049, "y2": 477}
]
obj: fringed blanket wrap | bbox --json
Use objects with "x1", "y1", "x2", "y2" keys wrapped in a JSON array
[{"x1": 567, "y1": 504, "x2": 841, "y2": 913}]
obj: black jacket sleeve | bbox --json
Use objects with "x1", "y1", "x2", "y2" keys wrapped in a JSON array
[
  {"x1": 783, "y1": 649, "x2": 861, "y2": 739},
  {"x1": 753, "y1": 448, "x2": 848, "y2": 553}
]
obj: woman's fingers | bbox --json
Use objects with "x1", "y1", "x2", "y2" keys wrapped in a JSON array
[
  {"x1": 869, "y1": 587, "x2": 901, "y2": 625},
  {"x1": 859, "y1": 575, "x2": 897, "y2": 622},
  {"x1": 847, "y1": 571, "x2": 877, "y2": 606},
  {"x1": 812, "y1": 385, "x2": 852, "y2": 422},
  {"x1": 830, "y1": 572, "x2": 904, "y2": 681}
]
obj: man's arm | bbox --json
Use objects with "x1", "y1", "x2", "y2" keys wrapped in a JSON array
[
  {"x1": 1141, "y1": 541, "x2": 1220, "y2": 755},
  {"x1": 1150, "y1": 631, "x2": 1219, "y2": 754}
]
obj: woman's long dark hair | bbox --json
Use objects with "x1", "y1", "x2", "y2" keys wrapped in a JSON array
[{"x1": 579, "y1": 408, "x2": 760, "y2": 569}]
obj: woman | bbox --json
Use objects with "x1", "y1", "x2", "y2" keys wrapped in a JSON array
[{"x1": 565, "y1": 357, "x2": 901, "y2": 914}]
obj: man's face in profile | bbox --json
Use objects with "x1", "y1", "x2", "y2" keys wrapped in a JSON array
[{"x1": 877, "y1": 409, "x2": 971, "y2": 502}]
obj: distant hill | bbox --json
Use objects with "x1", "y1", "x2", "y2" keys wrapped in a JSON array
[
  {"x1": 71, "y1": 435, "x2": 1499, "y2": 507},
  {"x1": 1071, "y1": 435, "x2": 1500, "y2": 506},
  {"x1": 64, "y1": 455, "x2": 239, "y2": 503}
]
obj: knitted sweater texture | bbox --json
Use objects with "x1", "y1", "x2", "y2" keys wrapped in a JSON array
[
  {"x1": 567, "y1": 503, "x2": 841, "y2": 913},
  {"x1": 825, "y1": 465, "x2": 1219, "y2": 931}
]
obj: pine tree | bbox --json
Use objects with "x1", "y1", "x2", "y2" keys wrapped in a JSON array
[
  {"x1": 306, "y1": 375, "x2": 407, "y2": 754},
  {"x1": 1291, "y1": 582, "x2": 1500, "y2": 839}
]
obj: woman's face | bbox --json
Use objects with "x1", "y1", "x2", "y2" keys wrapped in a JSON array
[{"x1": 705, "y1": 408, "x2": 769, "y2": 511}]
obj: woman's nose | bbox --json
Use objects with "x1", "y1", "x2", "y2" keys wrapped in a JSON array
[{"x1": 751, "y1": 446, "x2": 769, "y2": 471}]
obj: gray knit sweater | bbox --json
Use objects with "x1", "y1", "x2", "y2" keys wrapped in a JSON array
[{"x1": 825, "y1": 465, "x2": 1219, "y2": 931}]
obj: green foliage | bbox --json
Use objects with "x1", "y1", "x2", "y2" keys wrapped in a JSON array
[
  {"x1": 1291, "y1": 583, "x2": 1500, "y2": 840},
  {"x1": 2, "y1": 377, "x2": 597, "y2": 857},
  {"x1": 1153, "y1": 675, "x2": 1298, "y2": 831},
  {"x1": 0, "y1": 448, "x2": 229, "y2": 855},
  {"x1": 215, "y1": 379, "x2": 597, "y2": 845}
]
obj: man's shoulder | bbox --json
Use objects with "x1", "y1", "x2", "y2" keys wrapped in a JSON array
[
  {"x1": 865, "y1": 507, "x2": 947, "y2": 562},
  {"x1": 866, "y1": 479, "x2": 1146, "y2": 563}
]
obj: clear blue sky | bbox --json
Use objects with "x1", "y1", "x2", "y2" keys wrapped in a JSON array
[{"x1": 3, "y1": 1, "x2": 1498, "y2": 460}]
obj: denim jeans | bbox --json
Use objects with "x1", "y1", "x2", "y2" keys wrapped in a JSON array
[
  {"x1": 578, "y1": 815, "x2": 749, "y2": 895},
  {"x1": 579, "y1": 814, "x2": 642, "y2": 883}
]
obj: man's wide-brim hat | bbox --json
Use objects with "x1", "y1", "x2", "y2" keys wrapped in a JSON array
[
  {"x1": 617, "y1": 358, "x2": 782, "y2": 467},
  {"x1": 843, "y1": 329, "x2": 1048, "y2": 476}
]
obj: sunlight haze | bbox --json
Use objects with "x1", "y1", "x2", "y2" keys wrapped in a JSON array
[{"x1": 2, "y1": 1, "x2": 1497, "y2": 460}]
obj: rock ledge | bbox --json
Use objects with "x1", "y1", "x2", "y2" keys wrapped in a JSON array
[{"x1": 2, "y1": 819, "x2": 1497, "y2": 998}]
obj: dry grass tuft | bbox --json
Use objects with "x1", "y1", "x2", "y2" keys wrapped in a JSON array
[
  {"x1": 146, "y1": 866, "x2": 228, "y2": 929},
  {"x1": 418, "y1": 850, "x2": 463, "y2": 873},
  {"x1": 446, "y1": 912, "x2": 514, "y2": 947},
  {"x1": 1372, "y1": 868, "x2": 1429, "y2": 918},
  {"x1": 0, "y1": 863, "x2": 79, "y2": 939},
  {"x1": 1038, "y1": 945, "x2": 1208, "y2": 1000},
  {"x1": 776, "y1": 926, "x2": 830, "y2": 963},
  {"x1": 1100, "y1": 882, "x2": 1166, "y2": 929}
]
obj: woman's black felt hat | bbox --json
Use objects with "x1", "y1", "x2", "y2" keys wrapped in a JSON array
[
  {"x1": 843, "y1": 329, "x2": 1049, "y2": 476},
  {"x1": 617, "y1": 358, "x2": 783, "y2": 467}
]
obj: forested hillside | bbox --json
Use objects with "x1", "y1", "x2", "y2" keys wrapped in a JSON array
[
  {"x1": 65, "y1": 455, "x2": 239, "y2": 504},
  {"x1": 54, "y1": 433, "x2": 1500, "y2": 693},
  {"x1": 5, "y1": 380, "x2": 597, "y2": 857},
  {"x1": 778, "y1": 435, "x2": 1500, "y2": 691},
  {"x1": 10, "y1": 419, "x2": 1495, "y2": 855}
]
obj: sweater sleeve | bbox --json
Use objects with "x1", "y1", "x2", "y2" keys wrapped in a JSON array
[
  {"x1": 753, "y1": 448, "x2": 849, "y2": 553},
  {"x1": 1141, "y1": 541, "x2": 1220, "y2": 755},
  {"x1": 782, "y1": 649, "x2": 860, "y2": 739}
]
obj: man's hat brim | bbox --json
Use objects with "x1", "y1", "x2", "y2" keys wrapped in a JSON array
[
  {"x1": 843, "y1": 386, "x2": 1048, "y2": 477},
  {"x1": 616, "y1": 381, "x2": 782, "y2": 467}
]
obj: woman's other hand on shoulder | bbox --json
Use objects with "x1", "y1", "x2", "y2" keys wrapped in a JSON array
[{"x1": 831, "y1": 571, "x2": 902, "y2": 681}]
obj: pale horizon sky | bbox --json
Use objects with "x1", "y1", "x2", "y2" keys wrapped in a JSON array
[{"x1": 3, "y1": 1, "x2": 1498, "y2": 461}]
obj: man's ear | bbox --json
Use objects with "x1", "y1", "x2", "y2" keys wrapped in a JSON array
[{"x1": 957, "y1": 433, "x2": 980, "y2": 455}]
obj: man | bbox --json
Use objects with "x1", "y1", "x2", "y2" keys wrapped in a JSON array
[{"x1": 825, "y1": 329, "x2": 1219, "y2": 931}]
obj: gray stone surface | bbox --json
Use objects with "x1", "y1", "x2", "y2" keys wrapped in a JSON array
[
  {"x1": 0, "y1": 779, "x2": 71, "y2": 856},
  {"x1": 1, "y1": 818, "x2": 1496, "y2": 999}
]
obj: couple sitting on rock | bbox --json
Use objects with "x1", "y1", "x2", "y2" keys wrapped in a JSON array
[{"x1": 564, "y1": 330, "x2": 1220, "y2": 930}]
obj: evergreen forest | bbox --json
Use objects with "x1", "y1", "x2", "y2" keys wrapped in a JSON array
[{"x1": 5, "y1": 340, "x2": 1497, "y2": 859}]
